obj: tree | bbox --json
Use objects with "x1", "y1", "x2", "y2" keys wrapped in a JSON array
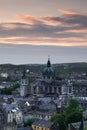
[
  {"x1": 67, "y1": 110, "x2": 83, "y2": 123},
  {"x1": 50, "y1": 99, "x2": 83, "y2": 130},
  {"x1": 51, "y1": 114, "x2": 67, "y2": 130},
  {"x1": 0, "y1": 83, "x2": 20, "y2": 95},
  {"x1": 65, "y1": 99, "x2": 83, "y2": 123},
  {"x1": 24, "y1": 118, "x2": 35, "y2": 127},
  {"x1": 65, "y1": 99, "x2": 79, "y2": 114}
]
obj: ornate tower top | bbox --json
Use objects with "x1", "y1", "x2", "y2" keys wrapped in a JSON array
[
  {"x1": 47, "y1": 58, "x2": 51, "y2": 67},
  {"x1": 43, "y1": 58, "x2": 55, "y2": 80}
]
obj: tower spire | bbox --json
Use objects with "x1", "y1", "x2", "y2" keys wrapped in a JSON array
[
  {"x1": 47, "y1": 56, "x2": 51, "y2": 67},
  {"x1": 22, "y1": 68, "x2": 26, "y2": 78}
]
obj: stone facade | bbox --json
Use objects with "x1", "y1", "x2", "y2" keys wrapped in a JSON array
[
  {"x1": 32, "y1": 119, "x2": 59, "y2": 130},
  {"x1": 31, "y1": 59, "x2": 73, "y2": 98},
  {"x1": 20, "y1": 70, "x2": 29, "y2": 97}
]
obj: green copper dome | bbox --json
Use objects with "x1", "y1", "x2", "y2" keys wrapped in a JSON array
[{"x1": 43, "y1": 59, "x2": 54, "y2": 77}]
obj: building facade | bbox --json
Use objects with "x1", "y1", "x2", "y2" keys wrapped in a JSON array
[
  {"x1": 32, "y1": 119, "x2": 59, "y2": 130},
  {"x1": 3, "y1": 103, "x2": 23, "y2": 125},
  {"x1": 31, "y1": 59, "x2": 73, "y2": 98}
]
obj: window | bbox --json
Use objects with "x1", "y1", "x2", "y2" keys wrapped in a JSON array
[
  {"x1": 37, "y1": 126, "x2": 39, "y2": 130},
  {"x1": 19, "y1": 117, "x2": 21, "y2": 120},
  {"x1": 32, "y1": 125, "x2": 36, "y2": 130}
]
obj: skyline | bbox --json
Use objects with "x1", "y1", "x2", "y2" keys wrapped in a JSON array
[{"x1": 0, "y1": 0, "x2": 87, "y2": 64}]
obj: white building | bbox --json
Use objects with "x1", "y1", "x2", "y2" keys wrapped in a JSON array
[
  {"x1": 3, "y1": 103, "x2": 23, "y2": 125},
  {"x1": 0, "y1": 72, "x2": 8, "y2": 78}
]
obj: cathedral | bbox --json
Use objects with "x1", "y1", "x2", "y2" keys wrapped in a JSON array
[{"x1": 31, "y1": 58, "x2": 73, "y2": 97}]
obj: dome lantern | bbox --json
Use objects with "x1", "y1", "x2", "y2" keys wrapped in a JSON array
[{"x1": 43, "y1": 58, "x2": 55, "y2": 83}]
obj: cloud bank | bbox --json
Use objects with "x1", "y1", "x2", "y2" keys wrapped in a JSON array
[{"x1": 0, "y1": 10, "x2": 87, "y2": 46}]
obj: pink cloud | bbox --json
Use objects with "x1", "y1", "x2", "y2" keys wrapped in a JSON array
[
  {"x1": 66, "y1": 29, "x2": 87, "y2": 33},
  {"x1": 0, "y1": 9, "x2": 87, "y2": 47},
  {"x1": 17, "y1": 14, "x2": 43, "y2": 25},
  {"x1": 58, "y1": 9, "x2": 78, "y2": 15}
]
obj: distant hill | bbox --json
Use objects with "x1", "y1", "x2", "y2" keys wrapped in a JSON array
[{"x1": 0, "y1": 62, "x2": 87, "y2": 78}]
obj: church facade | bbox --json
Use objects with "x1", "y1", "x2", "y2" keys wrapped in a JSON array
[{"x1": 30, "y1": 59, "x2": 73, "y2": 97}]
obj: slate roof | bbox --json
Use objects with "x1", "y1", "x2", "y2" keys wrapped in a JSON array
[
  {"x1": 3, "y1": 103, "x2": 20, "y2": 113},
  {"x1": 32, "y1": 119, "x2": 53, "y2": 128},
  {"x1": 17, "y1": 127, "x2": 32, "y2": 130}
]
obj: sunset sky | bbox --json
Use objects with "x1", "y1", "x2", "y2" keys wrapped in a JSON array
[{"x1": 0, "y1": 0, "x2": 87, "y2": 64}]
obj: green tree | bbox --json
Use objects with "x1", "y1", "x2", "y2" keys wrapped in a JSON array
[
  {"x1": 24, "y1": 118, "x2": 35, "y2": 127},
  {"x1": 65, "y1": 99, "x2": 79, "y2": 114},
  {"x1": 50, "y1": 99, "x2": 83, "y2": 130},
  {"x1": 51, "y1": 114, "x2": 67, "y2": 130},
  {"x1": 65, "y1": 99, "x2": 83, "y2": 124},
  {"x1": 0, "y1": 83, "x2": 20, "y2": 95},
  {"x1": 67, "y1": 110, "x2": 83, "y2": 123}
]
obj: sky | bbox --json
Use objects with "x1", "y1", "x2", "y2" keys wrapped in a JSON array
[{"x1": 0, "y1": 0, "x2": 87, "y2": 64}]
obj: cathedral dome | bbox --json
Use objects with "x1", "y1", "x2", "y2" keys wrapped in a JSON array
[{"x1": 43, "y1": 58, "x2": 54, "y2": 77}]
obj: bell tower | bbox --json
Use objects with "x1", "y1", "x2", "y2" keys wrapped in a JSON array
[{"x1": 20, "y1": 69, "x2": 28, "y2": 97}]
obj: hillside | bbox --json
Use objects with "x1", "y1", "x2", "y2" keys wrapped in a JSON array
[{"x1": 0, "y1": 62, "x2": 87, "y2": 78}]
